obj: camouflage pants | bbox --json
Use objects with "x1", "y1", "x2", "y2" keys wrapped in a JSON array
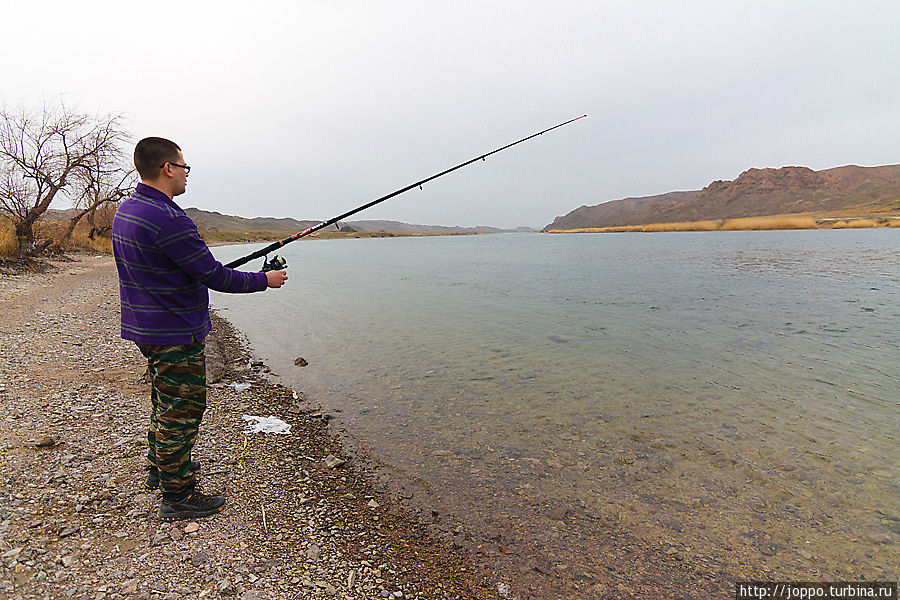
[{"x1": 136, "y1": 342, "x2": 206, "y2": 493}]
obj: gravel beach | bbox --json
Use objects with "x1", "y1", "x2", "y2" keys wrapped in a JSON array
[{"x1": 0, "y1": 254, "x2": 500, "y2": 600}]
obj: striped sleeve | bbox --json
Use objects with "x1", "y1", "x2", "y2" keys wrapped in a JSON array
[{"x1": 155, "y1": 215, "x2": 268, "y2": 294}]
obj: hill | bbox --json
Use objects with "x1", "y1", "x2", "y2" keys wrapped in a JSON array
[
  {"x1": 42, "y1": 207, "x2": 508, "y2": 244},
  {"x1": 543, "y1": 164, "x2": 900, "y2": 231},
  {"x1": 183, "y1": 209, "x2": 506, "y2": 240}
]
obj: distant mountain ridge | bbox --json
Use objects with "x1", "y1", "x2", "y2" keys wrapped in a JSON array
[
  {"x1": 543, "y1": 164, "x2": 900, "y2": 231},
  {"x1": 183, "y1": 208, "x2": 506, "y2": 235}
]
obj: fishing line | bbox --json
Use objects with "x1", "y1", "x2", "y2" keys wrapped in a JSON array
[{"x1": 225, "y1": 115, "x2": 587, "y2": 271}]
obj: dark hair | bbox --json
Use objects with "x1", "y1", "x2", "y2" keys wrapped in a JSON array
[{"x1": 134, "y1": 137, "x2": 182, "y2": 179}]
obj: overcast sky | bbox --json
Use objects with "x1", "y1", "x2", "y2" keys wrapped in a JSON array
[{"x1": 3, "y1": 1, "x2": 898, "y2": 229}]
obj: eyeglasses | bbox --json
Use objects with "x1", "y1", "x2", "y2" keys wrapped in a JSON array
[{"x1": 163, "y1": 162, "x2": 191, "y2": 174}]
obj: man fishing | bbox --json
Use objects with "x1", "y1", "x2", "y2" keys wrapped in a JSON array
[{"x1": 112, "y1": 137, "x2": 288, "y2": 521}]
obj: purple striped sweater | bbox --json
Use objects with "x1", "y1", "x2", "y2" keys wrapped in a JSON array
[{"x1": 112, "y1": 183, "x2": 267, "y2": 345}]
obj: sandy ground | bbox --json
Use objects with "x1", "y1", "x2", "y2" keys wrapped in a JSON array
[{"x1": 0, "y1": 254, "x2": 501, "y2": 600}]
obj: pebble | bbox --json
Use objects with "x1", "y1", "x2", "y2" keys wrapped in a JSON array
[
  {"x1": 191, "y1": 552, "x2": 209, "y2": 567},
  {"x1": 548, "y1": 506, "x2": 571, "y2": 520},
  {"x1": 150, "y1": 532, "x2": 168, "y2": 546},
  {"x1": 323, "y1": 454, "x2": 346, "y2": 469},
  {"x1": 59, "y1": 526, "x2": 80, "y2": 538},
  {"x1": 217, "y1": 579, "x2": 237, "y2": 595},
  {"x1": 863, "y1": 529, "x2": 895, "y2": 544}
]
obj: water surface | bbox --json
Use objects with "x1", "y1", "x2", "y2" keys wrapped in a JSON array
[{"x1": 212, "y1": 230, "x2": 899, "y2": 595}]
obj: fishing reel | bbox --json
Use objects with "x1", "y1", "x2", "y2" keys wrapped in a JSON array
[{"x1": 261, "y1": 255, "x2": 287, "y2": 272}]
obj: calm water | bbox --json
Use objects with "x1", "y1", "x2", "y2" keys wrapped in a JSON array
[{"x1": 212, "y1": 230, "x2": 899, "y2": 594}]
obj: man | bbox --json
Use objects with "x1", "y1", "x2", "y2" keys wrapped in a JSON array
[{"x1": 112, "y1": 137, "x2": 287, "y2": 521}]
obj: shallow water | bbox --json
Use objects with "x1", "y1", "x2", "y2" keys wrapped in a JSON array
[{"x1": 212, "y1": 230, "x2": 899, "y2": 592}]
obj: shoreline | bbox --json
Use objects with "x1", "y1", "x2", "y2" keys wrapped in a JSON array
[
  {"x1": 0, "y1": 254, "x2": 499, "y2": 600},
  {"x1": 545, "y1": 212, "x2": 900, "y2": 233}
]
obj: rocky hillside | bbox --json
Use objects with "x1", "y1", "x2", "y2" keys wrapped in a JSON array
[
  {"x1": 184, "y1": 209, "x2": 317, "y2": 233},
  {"x1": 544, "y1": 164, "x2": 900, "y2": 231}
]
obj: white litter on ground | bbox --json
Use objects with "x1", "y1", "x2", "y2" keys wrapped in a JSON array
[{"x1": 242, "y1": 415, "x2": 291, "y2": 434}]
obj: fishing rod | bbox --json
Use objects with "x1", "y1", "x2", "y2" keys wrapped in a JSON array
[{"x1": 225, "y1": 114, "x2": 588, "y2": 271}]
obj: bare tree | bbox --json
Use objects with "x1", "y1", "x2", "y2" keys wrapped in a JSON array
[
  {"x1": 0, "y1": 103, "x2": 130, "y2": 256},
  {"x1": 59, "y1": 155, "x2": 136, "y2": 246},
  {"x1": 86, "y1": 202, "x2": 119, "y2": 241}
]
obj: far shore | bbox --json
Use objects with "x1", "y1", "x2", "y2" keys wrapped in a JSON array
[
  {"x1": 203, "y1": 229, "x2": 492, "y2": 246},
  {"x1": 546, "y1": 212, "x2": 900, "y2": 234}
]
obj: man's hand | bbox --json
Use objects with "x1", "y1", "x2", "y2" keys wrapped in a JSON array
[{"x1": 266, "y1": 270, "x2": 288, "y2": 288}]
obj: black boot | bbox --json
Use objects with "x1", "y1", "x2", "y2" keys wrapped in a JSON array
[
  {"x1": 144, "y1": 461, "x2": 201, "y2": 491},
  {"x1": 159, "y1": 485, "x2": 226, "y2": 521}
]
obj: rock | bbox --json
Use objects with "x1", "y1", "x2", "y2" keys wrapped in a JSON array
[
  {"x1": 151, "y1": 531, "x2": 168, "y2": 546},
  {"x1": 61, "y1": 555, "x2": 78, "y2": 568},
  {"x1": 293, "y1": 357, "x2": 308, "y2": 367},
  {"x1": 367, "y1": 500, "x2": 380, "y2": 509},
  {"x1": 184, "y1": 522, "x2": 200, "y2": 534},
  {"x1": 250, "y1": 561, "x2": 269, "y2": 573},
  {"x1": 306, "y1": 545, "x2": 321, "y2": 561},
  {"x1": 242, "y1": 591, "x2": 262, "y2": 600},
  {"x1": 35, "y1": 436, "x2": 56, "y2": 448},
  {"x1": 323, "y1": 455, "x2": 346, "y2": 470},
  {"x1": 191, "y1": 552, "x2": 208, "y2": 567},
  {"x1": 548, "y1": 506, "x2": 570, "y2": 520},
  {"x1": 218, "y1": 579, "x2": 237, "y2": 596},
  {"x1": 863, "y1": 529, "x2": 895, "y2": 544},
  {"x1": 169, "y1": 527, "x2": 183, "y2": 541},
  {"x1": 59, "y1": 525, "x2": 80, "y2": 538}
]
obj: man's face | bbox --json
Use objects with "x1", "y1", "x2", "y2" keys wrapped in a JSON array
[{"x1": 170, "y1": 151, "x2": 189, "y2": 197}]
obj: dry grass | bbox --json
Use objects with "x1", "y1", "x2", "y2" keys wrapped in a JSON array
[
  {"x1": 547, "y1": 222, "x2": 725, "y2": 234},
  {"x1": 719, "y1": 215, "x2": 818, "y2": 230},
  {"x1": 548, "y1": 212, "x2": 900, "y2": 234},
  {"x1": 643, "y1": 220, "x2": 722, "y2": 232},
  {"x1": 831, "y1": 218, "x2": 880, "y2": 229},
  {"x1": 0, "y1": 217, "x2": 115, "y2": 257},
  {"x1": 0, "y1": 220, "x2": 16, "y2": 257},
  {"x1": 67, "y1": 227, "x2": 114, "y2": 253}
]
